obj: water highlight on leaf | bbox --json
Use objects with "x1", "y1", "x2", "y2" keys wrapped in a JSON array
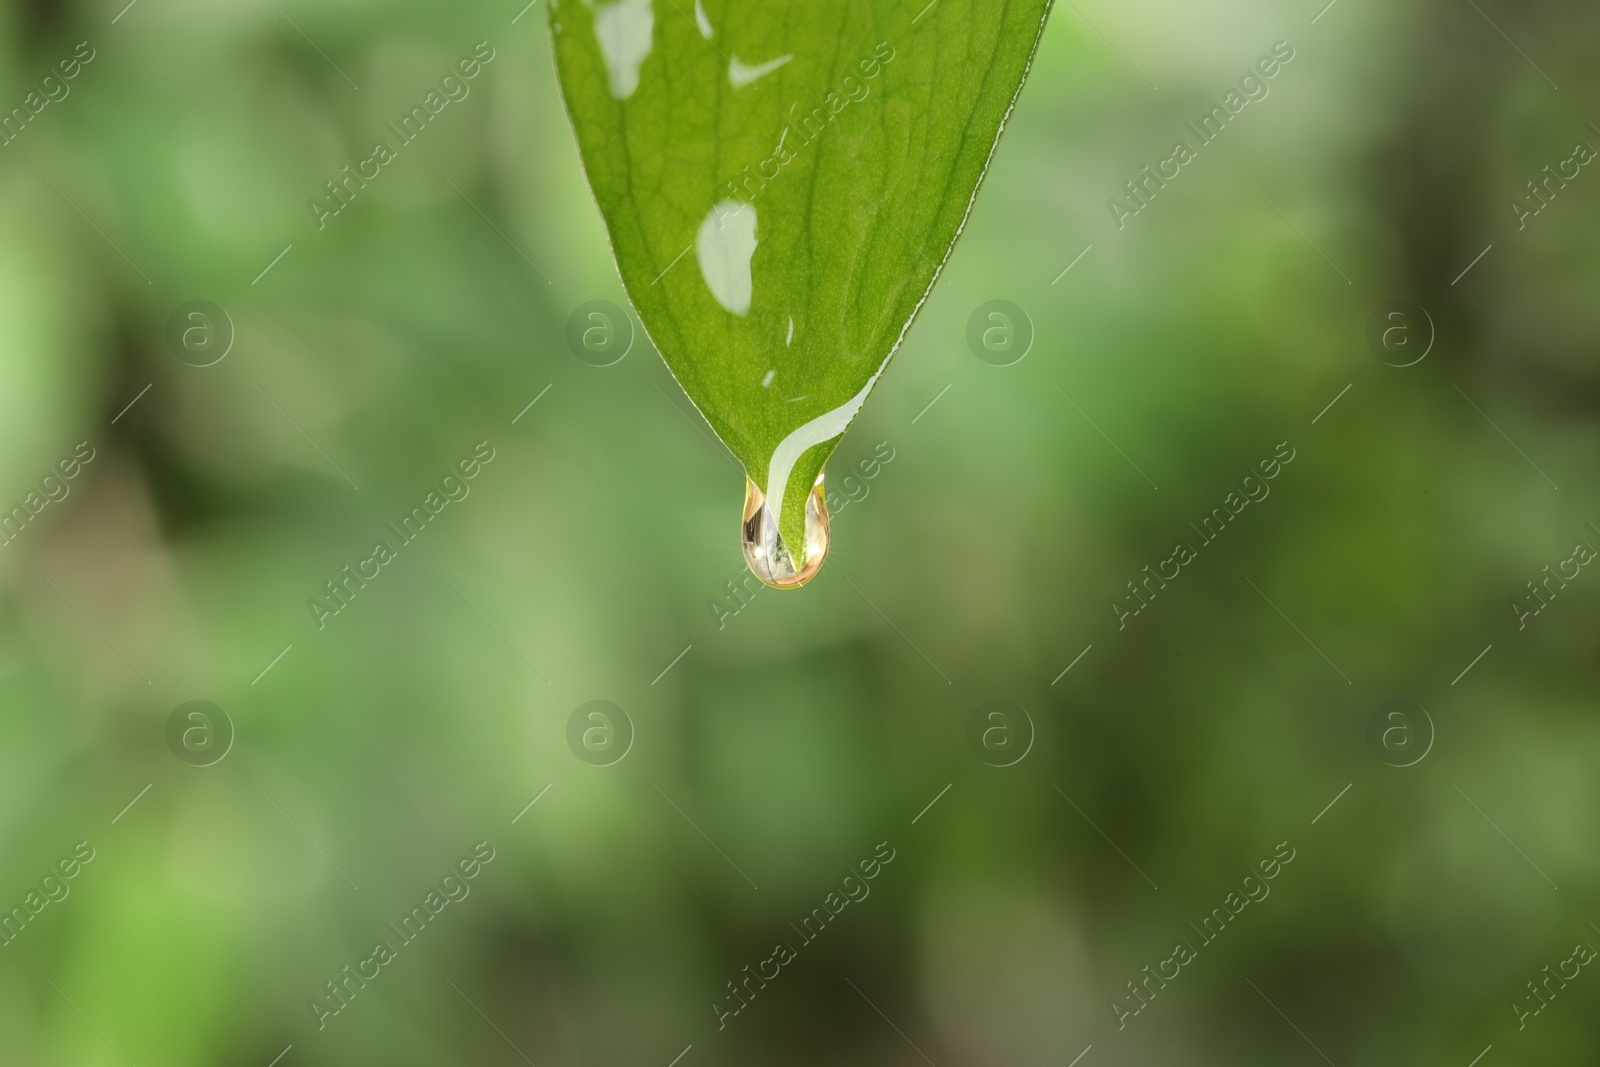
[{"x1": 547, "y1": 0, "x2": 1054, "y2": 585}]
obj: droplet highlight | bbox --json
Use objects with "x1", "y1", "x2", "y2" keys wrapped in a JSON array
[
  {"x1": 742, "y1": 474, "x2": 829, "y2": 589},
  {"x1": 729, "y1": 53, "x2": 793, "y2": 88},
  {"x1": 592, "y1": 0, "x2": 654, "y2": 99},
  {"x1": 696, "y1": 200, "x2": 756, "y2": 315}
]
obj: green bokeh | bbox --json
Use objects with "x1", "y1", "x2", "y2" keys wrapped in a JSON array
[{"x1": 1, "y1": 1, "x2": 1597, "y2": 1065}]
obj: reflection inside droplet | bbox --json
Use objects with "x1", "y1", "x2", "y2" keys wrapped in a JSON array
[{"x1": 742, "y1": 474, "x2": 829, "y2": 589}]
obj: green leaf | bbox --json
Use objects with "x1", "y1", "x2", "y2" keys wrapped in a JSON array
[{"x1": 548, "y1": 0, "x2": 1053, "y2": 570}]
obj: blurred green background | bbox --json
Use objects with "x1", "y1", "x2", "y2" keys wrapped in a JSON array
[{"x1": 2, "y1": 0, "x2": 1598, "y2": 1064}]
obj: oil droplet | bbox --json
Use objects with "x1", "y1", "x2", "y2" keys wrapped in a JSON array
[{"x1": 742, "y1": 474, "x2": 829, "y2": 589}]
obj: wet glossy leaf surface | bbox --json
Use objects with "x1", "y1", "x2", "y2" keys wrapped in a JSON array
[{"x1": 548, "y1": 0, "x2": 1053, "y2": 554}]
